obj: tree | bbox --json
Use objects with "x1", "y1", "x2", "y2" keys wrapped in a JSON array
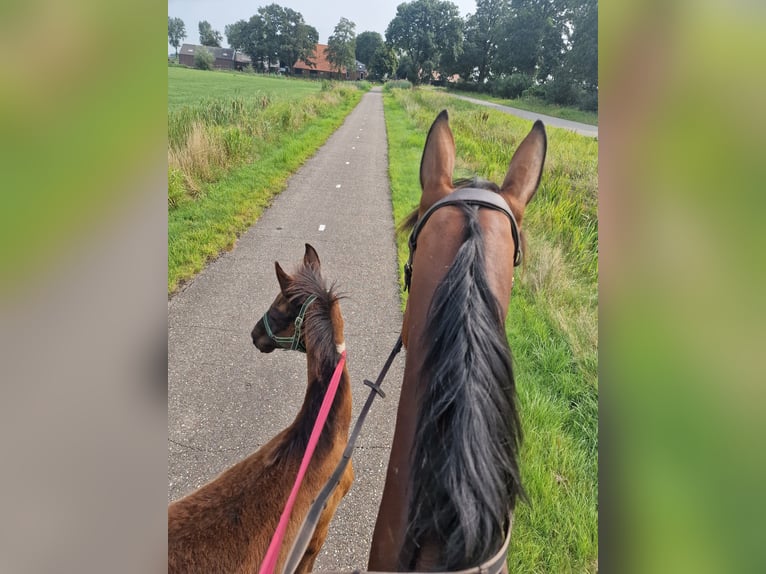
[
  {"x1": 225, "y1": 20, "x2": 248, "y2": 55},
  {"x1": 369, "y1": 43, "x2": 399, "y2": 81},
  {"x1": 355, "y1": 31, "x2": 383, "y2": 66},
  {"x1": 168, "y1": 17, "x2": 186, "y2": 58},
  {"x1": 326, "y1": 17, "x2": 357, "y2": 79},
  {"x1": 452, "y1": 0, "x2": 509, "y2": 83},
  {"x1": 235, "y1": 4, "x2": 318, "y2": 74},
  {"x1": 565, "y1": 0, "x2": 597, "y2": 91},
  {"x1": 279, "y1": 19, "x2": 318, "y2": 74},
  {"x1": 194, "y1": 47, "x2": 214, "y2": 70},
  {"x1": 385, "y1": 0, "x2": 463, "y2": 84},
  {"x1": 198, "y1": 20, "x2": 222, "y2": 47},
  {"x1": 494, "y1": 0, "x2": 566, "y2": 80}
]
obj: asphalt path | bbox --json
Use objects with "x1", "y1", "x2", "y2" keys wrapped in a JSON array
[
  {"x1": 449, "y1": 93, "x2": 598, "y2": 138},
  {"x1": 168, "y1": 87, "x2": 406, "y2": 570}
]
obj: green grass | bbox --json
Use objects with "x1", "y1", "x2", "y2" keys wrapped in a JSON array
[
  {"x1": 439, "y1": 87, "x2": 599, "y2": 126},
  {"x1": 383, "y1": 87, "x2": 598, "y2": 572},
  {"x1": 168, "y1": 66, "x2": 321, "y2": 111},
  {"x1": 168, "y1": 69, "x2": 366, "y2": 293}
]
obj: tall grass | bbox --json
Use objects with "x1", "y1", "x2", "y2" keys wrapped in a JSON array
[
  {"x1": 167, "y1": 73, "x2": 368, "y2": 293},
  {"x1": 167, "y1": 82, "x2": 363, "y2": 211},
  {"x1": 383, "y1": 79, "x2": 413, "y2": 92},
  {"x1": 383, "y1": 88, "x2": 598, "y2": 572}
]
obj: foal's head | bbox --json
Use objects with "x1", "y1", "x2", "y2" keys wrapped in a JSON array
[{"x1": 251, "y1": 243, "x2": 323, "y2": 354}]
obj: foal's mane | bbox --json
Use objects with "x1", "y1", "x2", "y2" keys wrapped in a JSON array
[
  {"x1": 278, "y1": 263, "x2": 345, "y2": 460},
  {"x1": 285, "y1": 263, "x2": 341, "y2": 372},
  {"x1": 401, "y1": 197, "x2": 525, "y2": 570}
]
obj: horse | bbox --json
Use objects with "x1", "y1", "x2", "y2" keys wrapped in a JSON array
[
  {"x1": 368, "y1": 111, "x2": 547, "y2": 572},
  {"x1": 168, "y1": 243, "x2": 354, "y2": 574}
]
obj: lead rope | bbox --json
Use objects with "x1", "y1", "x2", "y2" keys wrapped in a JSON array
[
  {"x1": 281, "y1": 336, "x2": 403, "y2": 574},
  {"x1": 258, "y1": 350, "x2": 347, "y2": 574}
]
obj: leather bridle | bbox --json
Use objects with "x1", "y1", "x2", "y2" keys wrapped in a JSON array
[{"x1": 404, "y1": 187, "x2": 522, "y2": 292}]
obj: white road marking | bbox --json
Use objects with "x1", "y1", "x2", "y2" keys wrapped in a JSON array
[
  {"x1": 336, "y1": 184, "x2": 341, "y2": 188},
  {"x1": 318, "y1": 224, "x2": 326, "y2": 231}
]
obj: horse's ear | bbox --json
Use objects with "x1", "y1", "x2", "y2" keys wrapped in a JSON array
[
  {"x1": 275, "y1": 261, "x2": 292, "y2": 294},
  {"x1": 419, "y1": 110, "x2": 455, "y2": 213},
  {"x1": 303, "y1": 243, "x2": 320, "y2": 271},
  {"x1": 499, "y1": 120, "x2": 547, "y2": 226}
]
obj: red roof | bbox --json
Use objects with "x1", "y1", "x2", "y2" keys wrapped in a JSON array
[{"x1": 293, "y1": 44, "x2": 346, "y2": 74}]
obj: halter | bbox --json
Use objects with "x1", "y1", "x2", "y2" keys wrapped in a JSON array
[
  {"x1": 404, "y1": 187, "x2": 522, "y2": 292},
  {"x1": 261, "y1": 294, "x2": 317, "y2": 352}
]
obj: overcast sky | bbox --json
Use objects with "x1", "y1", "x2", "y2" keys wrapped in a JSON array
[{"x1": 168, "y1": 0, "x2": 479, "y2": 51}]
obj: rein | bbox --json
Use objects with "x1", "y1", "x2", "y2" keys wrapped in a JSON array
[
  {"x1": 404, "y1": 187, "x2": 521, "y2": 291},
  {"x1": 258, "y1": 349, "x2": 348, "y2": 574},
  {"x1": 281, "y1": 336, "x2": 403, "y2": 574},
  {"x1": 262, "y1": 294, "x2": 317, "y2": 352}
]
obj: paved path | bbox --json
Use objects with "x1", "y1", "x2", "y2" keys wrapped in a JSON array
[
  {"x1": 168, "y1": 87, "x2": 405, "y2": 570},
  {"x1": 449, "y1": 93, "x2": 598, "y2": 138}
]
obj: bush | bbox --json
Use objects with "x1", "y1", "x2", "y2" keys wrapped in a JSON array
[
  {"x1": 543, "y1": 77, "x2": 579, "y2": 106},
  {"x1": 578, "y1": 88, "x2": 598, "y2": 112},
  {"x1": 383, "y1": 79, "x2": 412, "y2": 92},
  {"x1": 355, "y1": 80, "x2": 372, "y2": 91},
  {"x1": 522, "y1": 83, "x2": 547, "y2": 99},
  {"x1": 194, "y1": 48, "x2": 214, "y2": 71},
  {"x1": 447, "y1": 80, "x2": 482, "y2": 93},
  {"x1": 242, "y1": 63, "x2": 255, "y2": 74},
  {"x1": 490, "y1": 74, "x2": 534, "y2": 100}
]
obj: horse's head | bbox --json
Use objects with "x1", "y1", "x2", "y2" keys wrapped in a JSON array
[
  {"x1": 401, "y1": 110, "x2": 547, "y2": 346},
  {"x1": 369, "y1": 111, "x2": 547, "y2": 571},
  {"x1": 251, "y1": 243, "x2": 322, "y2": 353}
]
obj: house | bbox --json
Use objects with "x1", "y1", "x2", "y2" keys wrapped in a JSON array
[
  {"x1": 178, "y1": 43, "x2": 252, "y2": 70},
  {"x1": 293, "y1": 44, "x2": 367, "y2": 80}
]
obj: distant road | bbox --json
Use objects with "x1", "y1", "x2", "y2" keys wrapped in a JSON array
[{"x1": 448, "y1": 94, "x2": 598, "y2": 138}]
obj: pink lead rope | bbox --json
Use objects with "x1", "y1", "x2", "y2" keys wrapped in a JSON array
[{"x1": 258, "y1": 350, "x2": 347, "y2": 574}]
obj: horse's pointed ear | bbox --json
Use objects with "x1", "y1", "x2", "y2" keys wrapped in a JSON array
[
  {"x1": 303, "y1": 243, "x2": 320, "y2": 271},
  {"x1": 419, "y1": 110, "x2": 455, "y2": 213},
  {"x1": 499, "y1": 120, "x2": 547, "y2": 226},
  {"x1": 275, "y1": 261, "x2": 292, "y2": 294}
]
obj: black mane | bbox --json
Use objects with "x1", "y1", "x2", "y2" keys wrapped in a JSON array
[{"x1": 401, "y1": 202, "x2": 525, "y2": 570}]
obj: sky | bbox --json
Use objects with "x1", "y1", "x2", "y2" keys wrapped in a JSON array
[{"x1": 168, "y1": 0, "x2": 479, "y2": 52}]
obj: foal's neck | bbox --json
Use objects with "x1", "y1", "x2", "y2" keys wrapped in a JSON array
[{"x1": 291, "y1": 299, "x2": 350, "y2": 451}]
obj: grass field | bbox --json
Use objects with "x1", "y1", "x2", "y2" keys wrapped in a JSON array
[
  {"x1": 383, "y1": 87, "x2": 598, "y2": 572},
  {"x1": 438, "y1": 87, "x2": 599, "y2": 126},
  {"x1": 168, "y1": 67, "x2": 322, "y2": 111},
  {"x1": 168, "y1": 68, "x2": 366, "y2": 293}
]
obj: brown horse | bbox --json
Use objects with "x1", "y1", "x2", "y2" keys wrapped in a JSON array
[
  {"x1": 368, "y1": 111, "x2": 547, "y2": 571},
  {"x1": 168, "y1": 244, "x2": 354, "y2": 574}
]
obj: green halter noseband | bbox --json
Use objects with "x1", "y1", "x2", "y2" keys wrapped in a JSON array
[{"x1": 262, "y1": 294, "x2": 317, "y2": 353}]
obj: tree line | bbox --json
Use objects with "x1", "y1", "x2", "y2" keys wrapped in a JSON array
[{"x1": 169, "y1": 0, "x2": 597, "y2": 111}]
